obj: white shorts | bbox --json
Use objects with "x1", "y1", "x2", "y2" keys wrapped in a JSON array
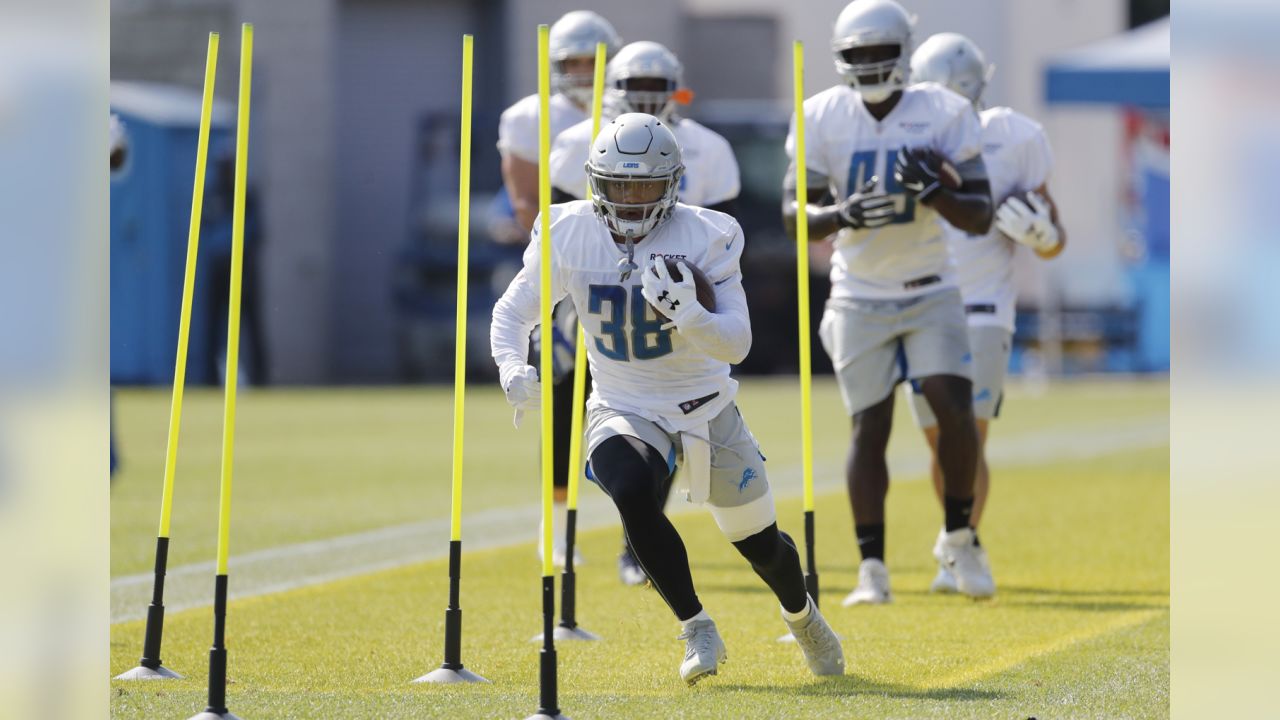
[
  {"x1": 909, "y1": 324, "x2": 1012, "y2": 427},
  {"x1": 584, "y1": 402, "x2": 775, "y2": 542},
  {"x1": 818, "y1": 288, "x2": 973, "y2": 416}
]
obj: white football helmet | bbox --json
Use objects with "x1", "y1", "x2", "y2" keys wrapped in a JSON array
[
  {"x1": 606, "y1": 41, "x2": 684, "y2": 122},
  {"x1": 910, "y1": 33, "x2": 994, "y2": 107},
  {"x1": 586, "y1": 112, "x2": 684, "y2": 240},
  {"x1": 549, "y1": 10, "x2": 622, "y2": 106},
  {"x1": 831, "y1": 0, "x2": 916, "y2": 103}
]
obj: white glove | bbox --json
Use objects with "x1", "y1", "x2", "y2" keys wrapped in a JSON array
[
  {"x1": 995, "y1": 192, "x2": 1060, "y2": 253},
  {"x1": 499, "y1": 363, "x2": 541, "y2": 427},
  {"x1": 640, "y1": 258, "x2": 699, "y2": 329}
]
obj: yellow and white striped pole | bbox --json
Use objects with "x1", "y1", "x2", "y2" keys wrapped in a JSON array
[
  {"x1": 191, "y1": 23, "x2": 251, "y2": 720},
  {"x1": 555, "y1": 40, "x2": 608, "y2": 641},
  {"x1": 415, "y1": 33, "x2": 487, "y2": 685},
  {"x1": 792, "y1": 40, "x2": 821, "y2": 607},
  {"x1": 117, "y1": 30, "x2": 220, "y2": 682},
  {"x1": 531, "y1": 22, "x2": 564, "y2": 720}
]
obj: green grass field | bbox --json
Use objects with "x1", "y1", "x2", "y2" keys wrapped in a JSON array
[{"x1": 110, "y1": 377, "x2": 1168, "y2": 719}]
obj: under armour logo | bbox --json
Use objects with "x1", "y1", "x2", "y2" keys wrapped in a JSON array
[{"x1": 657, "y1": 291, "x2": 679, "y2": 311}]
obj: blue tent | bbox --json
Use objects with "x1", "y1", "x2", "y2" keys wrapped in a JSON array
[
  {"x1": 1045, "y1": 18, "x2": 1169, "y2": 109},
  {"x1": 111, "y1": 82, "x2": 235, "y2": 384},
  {"x1": 1043, "y1": 19, "x2": 1169, "y2": 372}
]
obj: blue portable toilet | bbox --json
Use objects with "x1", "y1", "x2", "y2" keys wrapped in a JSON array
[{"x1": 110, "y1": 82, "x2": 235, "y2": 384}]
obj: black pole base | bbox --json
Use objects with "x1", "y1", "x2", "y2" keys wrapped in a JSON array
[
  {"x1": 413, "y1": 541, "x2": 490, "y2": 684},
  {"x1": 187, "y1": 712, "x2": 242, "y2": 720},
  {"x1": 120, "y1": 538, "x2": 181, "y2": 680}
]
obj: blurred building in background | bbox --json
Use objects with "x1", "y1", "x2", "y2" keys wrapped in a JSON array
[{"x1": 109, "y1": 0, "x2": 1168, "y2": 384}]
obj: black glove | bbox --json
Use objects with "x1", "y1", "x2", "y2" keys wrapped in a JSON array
[
  {"x1": 837, "y1": 178, "x2": 897, "y2": 230},
  {"x1": 893, "y1": 147, "x2": 944, "y2": 204}
]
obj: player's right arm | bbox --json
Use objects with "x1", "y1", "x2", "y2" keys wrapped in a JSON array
[
  {"x1": 500, "y1": 154, "x2": 541, "y2": 235},
  {"x1": 781, "y1": 99, "x2": 896, "y2": 241},
  {"x1": 782, "y1": 166, "x2": 898, "y2": 241},
  {"x1": 497, "y1": 99, "x2": 543, "y2": 235},
  {"x1": 490, "y1": 213, "x2": 568, "y2": 407}
]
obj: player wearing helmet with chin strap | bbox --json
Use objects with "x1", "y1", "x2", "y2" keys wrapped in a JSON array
[
  {"x1": 781, "y1": 0, "x2": 996, "y2": 606},
  {"x1": 905, "y1": 32, "x2": 1067, "y2": 596},
  {"x1": 491, "y1": 113, "x2": 844, "y2": 686},
  {"x1": 498, "y1": 11, "x2": 622, "y2": 232},
  {"x1": 550, "y1": 41, "x2": 741, "y2": 218},
  {"x1": 547, "y1": 40, "x2": 743, "y2": 587},
  {"x1": 496, "y1": 10, "x2": 621, "y2": 569}
]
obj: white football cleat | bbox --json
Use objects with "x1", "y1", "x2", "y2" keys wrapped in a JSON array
[
  {"x1": 934, "y1": 527, "x2": 995, "y2": 598},
  {"x1": 783, "y1": 598, "x2": 845, "y2": 676},
  {"x1": 678, "y1": 619, "x2": 726, "y2": 685},
  {"x1": 618, "y1": 548, "x2": 648, "y2": 586},
  {"x1": 930, "y1": 565, "x2": 959, "y2": 593},
  {"x1": 842, "y1": 558, "x2": 893, "y2": 606}
]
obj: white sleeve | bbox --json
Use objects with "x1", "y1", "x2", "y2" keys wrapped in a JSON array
[
  {"x1": 490, "y1": 213, "x2": 568, "y2": 383},
  {"x1": 784, "y1": 99, "x2": 831, "y2": 183},
  {"x1": 698, "y1": 132, "x2": 741, "y2": 206},
  {"x1": 497, "y1": 100, "x2": 539, "y2": 164},
  {"x1": 673, "y1": 220, "x2": 751, "y2": 364},
  {"x1": 935, "y1": 103, "x2": 983, "y2": 165},
  {"x1": 549, "y1": 129, "x2": 588, "y2": 199},
  {"x1": 1020, "y1": 125, "x2": 1054, "y2": 190}
]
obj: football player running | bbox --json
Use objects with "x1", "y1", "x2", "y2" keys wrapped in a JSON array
[
  {"x1": 547, "y1": 39, "x2": 742, "y2": 586},
  {"x1": 782, "y1": 0, "x2": 996, "y2": 604},
  {"x1": 906, "y1": 33, "x2": 1066, "y2": 595},
  {"x1": 496, "y1": 9, "x2": 620, "y2": 568},
  {"x1": 492, "y1": 114, "x2": 843, "y2": 685}
]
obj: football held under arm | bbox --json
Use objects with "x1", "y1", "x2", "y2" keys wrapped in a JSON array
[
  {"x1": 918, "y1": 153, "x2": 993, "y2": 236},
  {"x1": 664, "y1": 223, "x2": 752, "y2": 365}
]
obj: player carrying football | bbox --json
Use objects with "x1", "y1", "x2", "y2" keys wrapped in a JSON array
[
  {"x1": 547, "y1": 39, "x2": 743, "y2": 586},
  {"x1": 906, "y1": 33, "x2": 1067, "y2": 595},
  {"x1": 491, "y1": 113, "x2": 844, "y2": 685},
  {"x1": 782, "y1": 0, "x2": 996, "y2": 604}
]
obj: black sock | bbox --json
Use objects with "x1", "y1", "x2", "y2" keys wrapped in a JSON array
[
  {"x1": 944, "y1": 495, "x2": 975, "y2": 532},
  {"x1": 855, "y1": 523, "x2": 885, "y2": 562}
]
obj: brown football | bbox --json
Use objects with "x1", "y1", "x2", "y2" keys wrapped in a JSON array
[
  {"x1": 650, "y1": 257, "x2": 717, "y2": 321},
  {"x1": 912, "y1": 147, "x2": 963, "y2": 190}
]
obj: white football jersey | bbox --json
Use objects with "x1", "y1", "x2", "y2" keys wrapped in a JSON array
[
  {"x1": 949, "y1": 107, "x2": 1054, "y2": 331},
  {"x1": 550, "y1": 114, "x2": 741, "y2": 207},
  {"x1": 497, "y1": 92, "x2": 588, "y2": 164},
  {"x1": 785, "y1": 82, "x2": 983, "y2": 299},
  {"x1": 491, "y1": 201, "x2": 748, "y2": 433}
]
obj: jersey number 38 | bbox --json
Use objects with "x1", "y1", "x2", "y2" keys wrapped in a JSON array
[{"x1": 588, "y1": 284, "x2": 674, "y2": 361}]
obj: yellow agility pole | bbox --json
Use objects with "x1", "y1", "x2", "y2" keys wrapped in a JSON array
[
  {"x1": 528, "y1": 23, "x2": 565, "y2": 720},
  {"x1": 415, "y1": 34, "x2": 487, "y2": 685},
  {"x1": 552, "y1": 40, "x2": 609, "y2": 643},
  {"x1": 793, "y1": 40, "x2": 821, "y2": 609},
  {"x1": 188, "y1": 23, "x2": 250, "y2": 720},
  {"x1": 117, "y1": 31, "x2": 219, "y2": 682}
]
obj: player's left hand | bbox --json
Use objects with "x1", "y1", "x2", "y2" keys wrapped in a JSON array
[
  {"x1": 640, "y1": 258, "x2": 698, "y2": 329},
  {"x1": 995, "y1": 192, "x2": 1060, "y2": 253},
  {"x1": 893, "y1": 147, "x2": 944, "y2": 203}
]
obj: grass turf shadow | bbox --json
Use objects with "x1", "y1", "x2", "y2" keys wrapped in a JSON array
[{"x1": 712, "y1": 675, "x2": 1004, "y2": 701}]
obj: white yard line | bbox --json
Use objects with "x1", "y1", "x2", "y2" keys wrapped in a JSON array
[{"x1": 111, "y1": 416, "x2": 1167, "y2": 623}]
